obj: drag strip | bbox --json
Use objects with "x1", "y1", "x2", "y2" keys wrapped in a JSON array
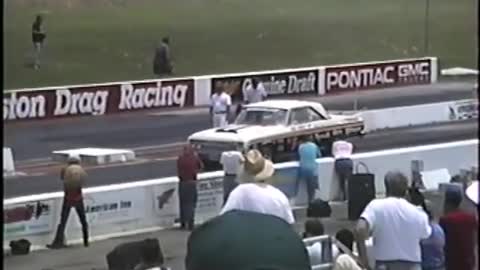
[
  {"x1": 4, "y1": 120, "x2": 477, "y2": 199},
  {"x1": 4, "y1": 82, "x2": 475, "y2": 162}
]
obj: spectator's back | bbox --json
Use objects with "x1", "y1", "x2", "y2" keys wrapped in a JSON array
[{"x1": 361, "y1": 197, "x2": 431, "y2": 262}]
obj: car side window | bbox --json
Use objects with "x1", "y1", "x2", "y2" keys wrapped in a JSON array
[{"x1": 290, "y1": 107, "x2": 325, "y2": 124}]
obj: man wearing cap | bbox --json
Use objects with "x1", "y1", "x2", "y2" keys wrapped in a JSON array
[
  {"x1": 439, "y1": 187, "x2": 478, "y2": 270},
  {"x1": 355, "y1": 171, "x2": 431, "y2": 270},
  {"x1": 185, "y1": 210, "x2": 311, "y2": 270},
  {"x1": 47, "y1": 154, "x2": 89, "y2": 249},
  {"x1": 220, "y1": 149, "x2": 295, "y2": 224}
]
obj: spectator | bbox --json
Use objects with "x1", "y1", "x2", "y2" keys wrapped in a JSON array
[
  {"x1": 420, "y1": 204, "x2": 446, "y2": 270},
  {"x1": 153, "y1": 37, "x2": 173, "y2": 77},
  {"x1": 355, "y1": 171, "x2": 431, "y2": 270},
  {"x1": 334, "y1": 229, "x2": 363, "y2": 270},
  {"x1": 210, "y1": 83, "x2": 232, "y2": 128},
  {"x1": 303, "y1": 219, "x2": 338, "y2": 265},
  {"x1": 244, "y1": 77, "x2": 267, "y2": 104},
  {"x1": 220, "y1": 149, "x2": 295, "y2": 224},
  {"x1": 134, "y1": 239, "x2": 170, "y2": 270},
  {"x1": 32, "y1": 14, "x2": 46, "y2": 70},
  {"x1": 47, "y1": 154, "x2": 89, "y2": 249},
  {"x1": 177, "y1": 145, "x2": 203, "y2": 231},
  {"x1": 295, "y1": 135, "x2": 321, "y2": 204},
  {"x1": 332, "y1": 138, "x2": 354, "y2": 201},
  {"x1": 220, "y1": 150, "x2": 244, "y2": 203},
  {"x1": 185, "y1": 210, "x2": 311, "y2": 270},
  {"x1": 439, "y1": 187, "x2": 478, "y2": 270}
]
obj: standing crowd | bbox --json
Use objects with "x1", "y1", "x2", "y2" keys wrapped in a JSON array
[
  {"x1": 42, "y1": 139, "x2": 477, "y2": 270},
  {"x1": 35, "y1": 78, "x2": 476, "y2": 270}
]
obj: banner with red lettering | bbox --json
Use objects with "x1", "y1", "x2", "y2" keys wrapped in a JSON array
[
  {"x1": 4, "y1": 79, "x2": 195, "y2": 122},
  {"x1": 324, "y1": 58, "x2": 433, "y2": 93}
]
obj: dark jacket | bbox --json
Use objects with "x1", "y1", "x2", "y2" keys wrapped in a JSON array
[{"x1": 153, "y1": 43, "x2": 172, "y2": 75}]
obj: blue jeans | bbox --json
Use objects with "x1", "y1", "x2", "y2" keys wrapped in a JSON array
[
  {"x1": 295, "y1": 168, "x2": 318, "y2": 203},
  {"x1": 334, "y1": 158, "x2": 353, "y2": 200}
]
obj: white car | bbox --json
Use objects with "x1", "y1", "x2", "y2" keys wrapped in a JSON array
[{"x1": 188, "y1": 100, "x2": 365, "y2": 167}]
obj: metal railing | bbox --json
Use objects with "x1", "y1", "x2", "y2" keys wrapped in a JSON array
[{"x1": 303, "y1": 235, "x2": 334, "y2": 270}]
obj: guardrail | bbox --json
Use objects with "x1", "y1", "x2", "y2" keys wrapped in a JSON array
[
  {"x1": 304, "y1": 235, "x2": 334, "y2": 270},
  {"x1": 3, "y1": 139, "x2": 477, "y2": 251},
  {"x1": 4, "y1": 57, "x2": 437, "y2": 122}
]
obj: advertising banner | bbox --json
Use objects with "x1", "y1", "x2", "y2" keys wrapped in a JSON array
[
  {"x1": 4, "y1": 199, "x2": 56, "y2": 238},
  {"x1": 4, "y1": 78, "x2": 195, "y2": 122},
  {"x1": 324, "y1": 58, "x2": 433, "y2": 93},
  {"x1": 196, "y1": 177, "x2": 224, "y2": 222},
  {"x1": 211, "y1": 69, "x2": 319, "y2": 102},
  {"x1": 151, "y1": 182, "x2": 179, "y2": 227},
  {"x1": 78, "y1": 189, "x2": 146, "y2": 227}
]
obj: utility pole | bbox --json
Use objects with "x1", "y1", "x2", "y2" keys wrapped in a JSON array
[{"x1": 424, "y1": 0, "x2": 430, "y2": 55}]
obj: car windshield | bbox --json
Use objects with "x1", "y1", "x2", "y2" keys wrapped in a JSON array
[{"x1": 235, "y1": 108, "x2": 288, "y2": 126}]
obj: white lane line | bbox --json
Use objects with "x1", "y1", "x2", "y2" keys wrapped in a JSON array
[{"x1": 154, "y1": 157, "x2": 177, "y2": 161}]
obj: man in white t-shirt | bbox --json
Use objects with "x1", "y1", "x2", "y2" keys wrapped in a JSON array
[
  {"x1": 210, "y1": 83, "x2": 232, "y2": 128},
  {"x1": 355, "y1": 171, "x2": 431, "y2": 270},
  {"x1": 220, "y1": 149, "x2": 295, "y2": 224},
  {"x1": 244, "y1": 78, "x2": 267, "y2": 104},
  {"x1": 332, "y1": 139, "x2": 354, "y2": 201},
  {"x1": 220, "y1": 151, "x2": 244, "y2": 203}
]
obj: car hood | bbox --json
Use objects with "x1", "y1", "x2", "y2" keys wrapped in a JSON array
[{"x1": 188, "y1": 124, "x2": 289, "y2": 144}]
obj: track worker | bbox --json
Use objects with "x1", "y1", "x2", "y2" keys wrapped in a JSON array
[
  {"x1": 153, "y1": 37, "x2": 173, "y2": 77},
  {"x1": 220, "y1": 150, "x2": 244, "y2": 204},
  {"x1": 236, "y1": 77, "x2": 268, "y2": 117},
  {"x1": 332, "y1": 138, "x2": 354, "y2": 201},
  {"x1": 244, "y1": 78, "x2": 267, "y2": 104},
  {"x1": 47, "y1": 154, "x2": 89, "y2": 249},
  {"x1": 177, "y1": 145, "x2": 203, "y2": 231},
  {"x1": 32, "y1": 14, "x2": 46, "y2": 70},
  {"x1": 296, "y1": 135, "x2": 322, "y2": 204},
  {"x1": 210, "y1": 83, "x2": 232, "y2": 128}
]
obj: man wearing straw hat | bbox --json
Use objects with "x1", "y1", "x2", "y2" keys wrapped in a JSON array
[
  {"x1": 220, "y1": 149, "x2": 294, "y2": 224},
  {"x1": 47, "y1": 154, "x2": 89, "y2": 249}
]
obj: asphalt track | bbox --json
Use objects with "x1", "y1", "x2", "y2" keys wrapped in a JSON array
[
  {"x1": 4, "y1": 119, "x2": 478, "y2": 198},
  {"x1": 5, "y1": 81, "x2": 475, "y2": 162},
  {"x1": 4, "y1": 81, "x2": 478, "y2": 198}
]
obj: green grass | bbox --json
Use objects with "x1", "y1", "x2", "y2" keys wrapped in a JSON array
[{"x1": 4, "y1": 0, "x2": 477, "y2": 89}]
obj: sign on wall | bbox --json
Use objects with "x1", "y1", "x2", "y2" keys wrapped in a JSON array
[
  {"x1": 77, "y1": 189, "x2": 146, "y2": 227},
  {"x1": 324, "y1": 58, "x2": 432, "y2": 92},
  {"x1": 196, "y1": 177, "x2": 224, "y2": 222},
  {"x1": 211, "y1": 69, "x2": 319, "y2": 102},
  {"x1": 151, "y1": 182, "x2": 179, "y2": 227},
  {"x1": 4, "y1": 79, "x2": 195, "y2": 122},
  {"x1": 4, "y1": 199, "x2": 56, "y2": 238}
]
